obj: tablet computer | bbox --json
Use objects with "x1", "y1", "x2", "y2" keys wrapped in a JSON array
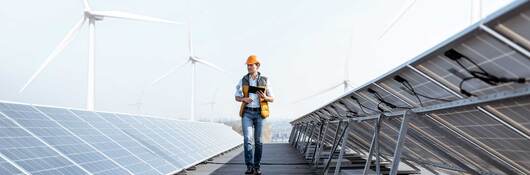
[{"x1": 248, "y1": 86, "x2": 266, "y2": 94}]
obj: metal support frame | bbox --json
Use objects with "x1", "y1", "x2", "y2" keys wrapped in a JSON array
[
  {"x1": 294, "y1": 124, "x2": 306, "y2": 149},
  {"x1": 320, "y1": 121, "x2": 343, "y2": 167},
  {"x1": 289, "y1": 125, "x2": 298, "y2": 145},
  {"x1": 408, "y1": 64, "x2": 530, "y2": 140},
  {"x1": 363, "y1": 116, "x2": 382, "y2": 175},
  {"x1": 389, "y1": 110, "x2": 414, "y2": 175},
  {"x1": 313, "y1": 122, "x2": 329, "y2": 165},
  {"x1": 302, "y1": 124, "x2": 316, "y2": 153},
  {"x1": 316, "y1": 121, "x2": 342, "y2": 167},
  {"x1": 300, "y1": 124, "x2": 311, "y2": 151},
  {"x1": 431, "y1": 116, "x2": 527, "y2": 174},
  {"x1": 334, "y1": 122, "x2": 351, "y2": 175},
  {"x1": 291, "y1": 125, "x2": 300, "y2": 145},
  {"x1": 375, "y1": 82, "x2": 484, "y2": 174},
  {"x1": 304, "y1": 123, "x2": 321, "y2": 157},
  {"x1": 292, "y1": 124, "x2": 302, "y2": 147},
  {"x1": 407, "y1": 66, "x2": 530, "y2": 174},
  {"x1": 295, "y1": 124, "x2": 305, "y2": 150},
  {"x1": 324, "y1": 121, "x2": 350, "y2": 174},
  {"x1": 295, "y1": 87, "x2": 530, "y2": 171}
]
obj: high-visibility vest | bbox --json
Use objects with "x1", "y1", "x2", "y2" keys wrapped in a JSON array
[{"x1": 239, "y1": 73, "x2": 270, "y2": 118}]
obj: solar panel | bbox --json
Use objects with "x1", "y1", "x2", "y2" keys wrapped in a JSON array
[
  {"x1": 0, "y1": 102, "x2": 241, "y2": 174},
  {"x1": 35, "y1": 106, "x2": 161, "y2": 175},
  {"x1": 134, "y1": 116, "x2": 242, "y2": 165},
  {"x1": 0, "y1": 155, "x2": 24, "y2": 175},
  {"x1": 432, "y1": 107, "x2": 530, "y2": 170},
  {"x1": 412, "y1": 31, "x2": 530, "y2": 97},
  {"x1": 157, "y1": 120, "x2": 213, "y2": 157},
  {"x1": 0, "y1": 104, "x2": 87, "y2": 175},
  {"x1": 70, "y1": 110, "x2": 178, "y2": 174},
  {"x1": 0, "y1": 103, "x2": 130, "y2": 175},
  {"x1": 124, "y1": 115, "x2": 202, "y2": 164},
  {"x1": 97, "y1": 113, "x2": 188, "y2": 169},
  {"x1": 290, "y1": 1, "x2": 530, "y2": 174}
]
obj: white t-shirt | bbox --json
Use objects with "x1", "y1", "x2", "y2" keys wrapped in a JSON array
[{"x1": 234, "y1": 76, "x2": 273, "y2": 108}]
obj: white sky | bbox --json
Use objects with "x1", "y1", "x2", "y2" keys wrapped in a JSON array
[{"x1": 0, "y1": 0, "x2": 514, "y2": 121}]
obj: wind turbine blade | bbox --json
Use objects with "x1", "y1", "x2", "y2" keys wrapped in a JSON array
[
  {"x1": 90, "y1": 11, "x2": 182, "y2": 24},
  {"x1": 194, "y1": 57, "x2": 225, "y2": 72},
  {"x1": 151, "y1": 60, "x2": 189, "y2": 85},
  {"x1": 82, "y1": 0, "x2": 90, "y2": 10},
  {"x1": 292, "y1": 82, "x2": 343, "y2": 104},
  {"x1": 188, "y1": 23, "x2": 194, "y2": 56},
  {"x1": 20, "y1": 17, "x2": 86, "y2": 93},
  {"x1": 378, "y1": 0, "x2": 416, "y2": 40}
]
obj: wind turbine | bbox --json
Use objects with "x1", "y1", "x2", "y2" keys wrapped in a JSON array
[
  {"x1": 128, "y1": 85, "x2": 148, "y2": 114},
  {"x1": 378, "y1": 0, "x2": 417, "y2": 40},
  {"x1": 293, "y1": 35, "x2": 354, "y2": 103},
  {"x1": 199, "y1": 88, "x2": 218, "y2": 122},
  {"x1": 19, "y1": 0, "x2": 181, "y2": 111},
  {"x1": 151, "y1": 23, "x2": 225, "y2": 121}
]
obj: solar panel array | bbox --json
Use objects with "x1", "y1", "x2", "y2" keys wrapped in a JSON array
[
  {"x1": 0, "y1": 102, "x2": 241, "y2": 175},
  {"x1": 290, "y1": 1, "x2": 530, "y2": 174}
]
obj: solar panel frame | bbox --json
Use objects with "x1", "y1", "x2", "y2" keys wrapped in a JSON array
[
  {"x1": 97, "y1": 112, "x2": 188, "y2": 169},
  {"x1": 0, "y1": 153, "x2": 26, "y2": 175},
  {"x1": 70, "y1": 110, "x2": 179, "y2": 174},
  {"x1": 34, "y1": 106, "x2": 162, "y2": 175},
  {"x1": 128, "y1": 116, "x2": 202, "y2": 164},
  {"x1": 431, "y1": 107, "x2": 530, "y2": 171},
  {"x1": 291, "y1": 1, "x2": 530, "y2": 174},
  {"x1": 0, "y1": 104, "x2": 89, "y2": 175}
]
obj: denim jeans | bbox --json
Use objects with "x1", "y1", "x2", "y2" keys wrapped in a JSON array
[{"x1": 242, "y1": 109, "x2": 264, "y2": 169}]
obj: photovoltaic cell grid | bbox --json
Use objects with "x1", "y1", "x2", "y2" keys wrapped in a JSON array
[
  {"x1": 291, "y1": 1, "x2": 530, "y2": 174},
  {"x1": 0, "y1": 103, "x2": 130, "y2": 175},
  {"x1": 0, "y1": 102, "x2": 242, "y2": 174},
  {"x1": 35, "y1": 106, "x2": 160, "y2": 175},
  {"x1": 0, "y1": 155, "x2": 23, "y2": 175},
  {"x1": 0, "y1": 110, "x2": 86, "y2": 175},
  {"x1": 70, "y1": 110, "x2": 178, "y2": 174}
]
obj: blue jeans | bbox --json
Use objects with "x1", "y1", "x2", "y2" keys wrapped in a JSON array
[{"x1": 242, "y1": 109, "x2": 264, "y2": 169}]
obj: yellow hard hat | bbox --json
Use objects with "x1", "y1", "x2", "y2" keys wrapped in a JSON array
[{"x1": 246, "y1": 54, "x2": 260, "y2": 65}]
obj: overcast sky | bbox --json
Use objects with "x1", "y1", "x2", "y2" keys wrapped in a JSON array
[{"x1": 0, "y1": 0, "x2": 513, "y2": 121}]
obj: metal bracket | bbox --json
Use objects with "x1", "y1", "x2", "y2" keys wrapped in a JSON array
[
  {"x1": 363, "y1": 115, "x2": 382, "y2": 175},
  {"x1": 334, "y1": 122, "x2": 351, "y2": 175},
  {"x1": 313, "y1": 122, "x2": 329, "y2": 166},
  {"x1": 389, "y1": 110, "x2": 415, "y2": 175},
  {"x1": 324, "y1": 121, "x2": 350, "y2": 174}
]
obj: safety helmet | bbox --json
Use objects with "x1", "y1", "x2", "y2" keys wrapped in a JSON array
[{"x1": 246, "y1": 54, "x2": 260, "y2": 65}]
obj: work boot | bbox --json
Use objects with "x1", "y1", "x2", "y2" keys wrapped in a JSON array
[
  {"x1": 254, "y1": 167, "x2": 262, "y2": 175},
  {"x1": 244, "y1": 167, "x2": 254, "y2": 174}
]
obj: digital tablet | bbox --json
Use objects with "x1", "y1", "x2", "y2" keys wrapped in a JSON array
[{"x1": 248, "y1": 86, "x2": 266, "y2": 94}]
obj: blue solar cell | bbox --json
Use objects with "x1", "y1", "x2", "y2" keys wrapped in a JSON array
[
  {"x1": 131, "y1": 117, "x2": 203, "y2": 163},
  {"x1": 0, "y1": 106, "x2": 87, "y2": 174},
  {"x1": 150, "y1": 119, "x2": 206, "y2": 157},
  {"x1": 147, "y1": 118, "x2": 241, "y2": 163},
  {"x1": 0, "y1": 155, "x2": 24, "y2": 175},
  {"x1": 36, "y1": 106, "x2": 161, "y2": 175},
  {"x1": 71, "y1": 110, "x2": 178, "y2": 174},
  {"x1": 97, "y1": 112, "x2": 188, "y2": 170},
  {"x1": 0, "y1": 103, "x2": 129, "y2": 175},
  {"x1": 0, "y1": 102, "x2": 241, "y2": 175},
  {"x1": 171, "y1": 121, "x2": 219, "y2": 156}
]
